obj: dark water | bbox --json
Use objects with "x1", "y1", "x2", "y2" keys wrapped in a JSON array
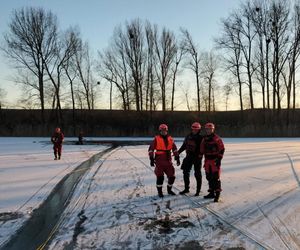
[{"x1": 1, "y1": 147, "x2": 115, "y2": 250}]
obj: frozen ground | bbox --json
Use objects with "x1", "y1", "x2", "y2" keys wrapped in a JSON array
[
  {"x1": 0, "y1": 137, "x2": 107, "y2": 247},
  {"x1": 1, "y1": 138, "x2": 300, "y2": 249},
  {"x1": 48, "y1": 138, "x2": 300, "y2": 250}
]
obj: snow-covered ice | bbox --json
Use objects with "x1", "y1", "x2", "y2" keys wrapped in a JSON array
[
  {"x1": 48, "y1": 138, "x2": 300, "y2": 250},
  {"x1": 1, "y1": 137, "x2": 300, "y2": 249},
  {"x1": 0, "y1": 137, "x2": 107, "y2": 247}
]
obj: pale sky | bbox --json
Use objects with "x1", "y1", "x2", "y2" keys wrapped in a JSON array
[{"x1": 0, "y1": 0, "x2": 242, "y2": 108}]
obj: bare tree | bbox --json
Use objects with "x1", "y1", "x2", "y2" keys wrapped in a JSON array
[
  {"x1": 124, "y1": 19, "x2": 145, "y2": 111},
  {"x1": 171, "y1": 47, "x2": 183, "y2": 111},
  {"x1": 12, "y1": 69, "x2": 49, "y2": 108},
  {"x1": 98, "y1": 20, "x2": 181, "y2": 111},
  {"x1": 250, "y1": 1, "x2": 270, "y2": 109},
  {"x1": 181, "y1": 28, "x2": 202, "y2": 111},
  {"x1": 216, "y1": 0, "x2": 295, "y2": 111},
  {"x1": 62, "y1": 28, "x2": 82, "y2": 121},
  {"x1": 237, "y1": 3, "x2": 257, "y2": 109},
  {"x1": 2, "y1": 7, "x2": 57, "y2": 120},
  {"x1": 200, "y1": 51, "x2": 219, "y2": 112},
  {"x1": 75, "y1": 42, "x2": 95, "y2": 110},
  {"x1": 154, "y1": 27, "x2": 177, "y2": 111},
  {"x1": 215, "y1": 15, "x2": 244, "y2": 111},
  {"x1": 145, "y1": 22, "x2": 157, "y2": 111},
  {"x1": 43, "y1": 27, "x2": 80, "y2": 123},
  {"x1": 182, "y1": 84, "x2": 191, "y2": 111},
  {"x1": 0, "y1": 87, "x2": 6, "y2": 109},
  {"x1": 16, "y1": 83, "x2": 41, "y2": 109},
  {"x1": 288, "y1": 3, "x2": 300, "y2": 110},
  {"x1": 100, "y1": 20, "x2": 145, "y2": 111},
  {"x1": 269, "y1": 0, "x2": 290, "y2": 110},
  {"x1": 99, "y1": 48, "x2": 131, "y2": 110},
  {"x1": 223, "y1": 82, "x2": 233, "y2": 111},
  {"x1": 98, "y1": 24, "x2": 135, "y2": 110},
  {"x1": 250, "y1": 0, "x2": 299, "y2": 111}
]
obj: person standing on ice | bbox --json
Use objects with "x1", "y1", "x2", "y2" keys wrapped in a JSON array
[
  {"x1": 178, "y1": 122, "x2": 203, "y2": 196},
  {"x1": 200, "y1": 123, "x2": 224, "y2": 202},
  {"x1": 148, "y1": 124, "x2": 180, "y2": 198},
  {"x1": 51, "y1": 127, "x2": 64, "y2": 160}
]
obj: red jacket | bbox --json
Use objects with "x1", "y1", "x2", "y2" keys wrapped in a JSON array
[
  {"x1": 200, "y1": 133, "x2": 224, "y2": 160},
  {"x1": 51, "y1": 132, "x2": 64, "y2": 145}
]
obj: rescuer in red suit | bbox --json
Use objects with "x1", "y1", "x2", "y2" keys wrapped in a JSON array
[
  {"x1": 200, "y1": 123, "x2": 225, "y2": 202},
  {"x1": 148, "y1": 124, "x2": 180, "y2": 197},
  {"x1": 51, "y1": 127, "x2": 64, "y2": 160}
]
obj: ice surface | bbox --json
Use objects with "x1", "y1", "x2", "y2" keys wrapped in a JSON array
[{"x1": 1, "y1": 137, "x2": 300, "y2": 249}]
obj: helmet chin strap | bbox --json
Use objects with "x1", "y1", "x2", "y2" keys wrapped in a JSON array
[{"x1": 160, "y1": 131, "x2": 168, "y2": 136}]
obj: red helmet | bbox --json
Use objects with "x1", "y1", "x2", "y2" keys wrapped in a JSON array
[
  {"x1": 159, "y1": 124, "x2": 168, "y2": 131},
  {"x1": 191, "y1": 122, "x2": 201, "y2": 130},
  {"x1": 55, "y1": 127, "x2": 61, "y2": 133},
  {"x1": 205, "y1": 123, "x2": 215, "y2": 130}
]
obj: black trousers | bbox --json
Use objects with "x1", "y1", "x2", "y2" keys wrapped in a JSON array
[{"x1": 181, "y1": 155, "x2": 202, "y2": 190}]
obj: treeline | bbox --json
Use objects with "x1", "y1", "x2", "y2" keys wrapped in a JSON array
[
  {"x1": 216, "y1": 0, "x2": 300, "y2": 111},
  {"x1": 1, "y1": 0, "x2": 300, "y2": 123},
  {"x1": 1, "y1": 109, "x2": 300, "y2": 137}
]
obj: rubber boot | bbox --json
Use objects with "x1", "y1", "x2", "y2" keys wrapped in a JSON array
[
  {"x1": 214, "y1": 191, "x2": 220, "y2": 202},
  {"x1": 194, "y1": 176, "x2": 202, "y2": 195},
  {"x1": 167, "y1": 185, "x2": 176, "y2": 195},
  {"x1": 157, "y1": 187, "x2": 164, "y2": 198},
  {"x1": 54, "y1": 153, "x2": 58, "y2": 160},
  {"x1": 204, "y1": 192, "x2": 215, "y2": 199},
  {"x1": 180, "y1": 173, "x2": 190, "y2": 194},
  {"x1": 179, "y1": 188, "x2": 189, "y2": 195}
]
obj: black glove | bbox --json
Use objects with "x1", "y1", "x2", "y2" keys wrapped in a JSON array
[
  {"x1": 175, "y1": 155, "x2": 180, "y2": 166},
  {"x1": 215, "y1": 158, "x2": 221, "y2": 168},
  {"x1": 197, "y1": 156, "x2": 202, "y2": 163},
  {"x1": 150, "y1": 157, "x2": 155, "y2": 167}
]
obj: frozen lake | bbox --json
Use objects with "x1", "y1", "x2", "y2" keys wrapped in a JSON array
[{"x1": 0, "y1": 137, "x2": 300, "y2": 249}]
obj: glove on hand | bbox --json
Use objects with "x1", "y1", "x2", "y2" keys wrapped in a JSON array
[
  {"x1": 150, "y1": 157, "x2": 155, "y2": 167},
  {"x1": 215, "y1": 158, "x2": 221, "y2": 167},
  {"x1": 175, "y1": 155, "x2": 180, "y2": 166}
]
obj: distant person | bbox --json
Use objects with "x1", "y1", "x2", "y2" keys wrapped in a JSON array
[
  {"x1": 200, "y1": 123, "x2": 225, "y2": 202},
  {"x1": 178, "y1": 122, "x2": 203, "y2": 196},
  {"x1": 148, "y1": 124, "x2": 180, "y2": 197},
  {"x1": 51, "y1": 127, "x2": 64, "y2": 160},
  {"x1": 78, "y1": 131, "x2": 84, "y2": 145}
]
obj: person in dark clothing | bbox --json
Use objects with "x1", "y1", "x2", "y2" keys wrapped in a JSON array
[
  {"x1": 51, "y1": 127, "x2": 64, "y2": 160},
  {"x1": 200, "y1": 123, "x2": 225, "y2": 202},
  {"x1": 78, "y1": 131, "x2": 84, "y2": 145},
  {"x1": 178, "y1": 122, "x2": 204, "y2": 196},
  {"x1": 148, "y1": 124, "x2": 180, "y2": 198}
]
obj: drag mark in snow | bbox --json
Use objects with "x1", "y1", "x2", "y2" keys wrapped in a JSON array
[
  {"x1": 284, "y1": 153, "x2": 300, "y2": 188},
  {"x1": 224, "y1": 185, "x2": 297, "y2": 224},
  {"x1": 256, "y1": 204, "x2": 291, "y2": 250},
  {"x1": 276, "y1": 215, "x2": 300, "y2": 249},
  {"x1": 62, "y1": 147, "x2": 119, "y2": 250}
]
